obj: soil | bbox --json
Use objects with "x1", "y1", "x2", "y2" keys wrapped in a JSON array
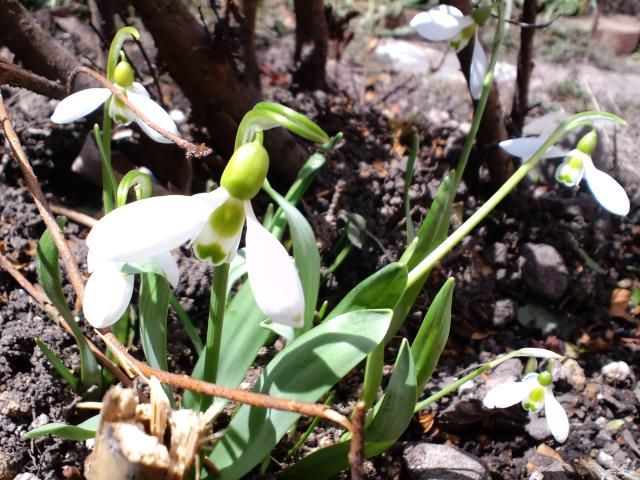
[{"x1": 1, "y1": 2, "x2": 639, "y2": 480}]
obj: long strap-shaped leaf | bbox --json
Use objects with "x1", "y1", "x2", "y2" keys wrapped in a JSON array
[
  {"x1": 206, "y1": 309, "x2": 394, "y2": 479},
  {"x1": 278, "y1": 339, "x2": 417, "y2": 480}
]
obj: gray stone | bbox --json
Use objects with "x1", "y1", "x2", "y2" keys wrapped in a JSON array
[
  {"x1": 525, "y1": 415, "x2": 551, "y2": 441},
  {"x1": 521, "y1": 243, "x2": 569, "y2": 301},
  {"x1": 526, "y1": 452, "x2": 568, "y2": 480},
  {"x1": 403, "y1": 443, "x2": 489, "y2": 480},
  {"x1": 492, "y1": 298, "x2": 515, "y2": 327}
]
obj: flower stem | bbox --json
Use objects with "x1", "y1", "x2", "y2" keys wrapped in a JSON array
[
  {"x1": 200, "y1": 262, "x2": 229, "y2": 411},
  {"x1": 413, "y1": 348, "x2": 546, "y2": 411},
  {"x1": 406, "y1": 110, "x2": 625, "y2": 288},
  {"x1": 454, "y1": 0, "x2": 506, "y2": 186},
  {"x1": 94, "y1": 110, "x2": 118, "y2": 213},
  {"x1": 407, "y1": 159, "x2": 532, "y2": 288}
]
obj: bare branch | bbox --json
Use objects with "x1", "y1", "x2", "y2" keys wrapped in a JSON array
[
  {"x1": 348, "y1": 401, "x2": 367, "y2": 480},
  {"x1": 99, "y1": 330, "x2": 353, "y2": 431},
  {"x1": 0, "y1": 251, "x2": 131, "y2": 386},
  {"x1": 0, "y1": 60, "x2": 68, "y2": 99},
  {"x1": 0, "y1": 92, "x2": 86, "y2": 305}
]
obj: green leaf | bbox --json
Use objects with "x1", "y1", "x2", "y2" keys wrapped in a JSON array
[
  {"x1": 35, "y1": 338, "x2": 80, "y2": 392},
  {"x1": 36, "y1": 218, "x2": 100, "y2": 389},
  {"x1": 138, "y1": 273, "x2": 173, "y2": 404},
  {"x1": 122, "y1": 258, "x2": 166, "y2": 276},
  {"x1": 267, "y1": 153, "x2": 325, "y2": 238},
  {"x1": 279, "y1": 339, "x2": 417, "y2": 480},
  {"x1": 24, "y1": 414, "x2": 100, "y2": 441},
  {"x1": 390, "y1": 172, "x2": 456, "y2": 344},
  {"x1": 182, "y1": 283, "x2": 270, "y2": 411},
  {"x1": 206, "y1": 309, "x2": 394, "y2": 480},
  {"x1": 263, "y1": 180, "x2": 320, "y2": 332},
  {"x1": 411, "y1": 278, "x2": 454, "y2": 393},
  {"x1": 169, "y1": 293, "x2": 203, "y2": 355},
  {"x1": 404, "y1": 130, "x2": 419, "y2": 243},
  {"x1": 326, "y1": 262, "x2": 408, "y2": 321},
  {"x1": 236, "y1": 103, "x2": 329, "y2": 148}
]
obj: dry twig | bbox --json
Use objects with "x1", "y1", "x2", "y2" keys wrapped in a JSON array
[
  {"x1": 0, "y1": 92, "x2": 86, "y2": 305},
  {"x1": 0, "y1": 59, "x2": 68, "y2": 99},
  {"x1": 99, "y1": 330, "x2": 352, "y2": 431},
  {"x1": 348, "y1": 401, "x2": 366, "y2": 480},
  {"x1": 73, "y1": 66, "x2": 213, "y2": 159},
  {"x1": 0, "y1": 252, "x2": 131, "y2": 386}
]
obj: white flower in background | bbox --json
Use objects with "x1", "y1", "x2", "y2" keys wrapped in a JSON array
[
  {"x1": 410, "y1": 5, "x2": 489, "y2": 99},
  {"x1": 484, "y1": 371, "x2": 569, "y2": 443},
  {"x1": 82, "y1": 142, "x2": 305, "y2": 329},
  {"x1": 51, "y1": 60, "x2": 178, "y2": 144},
  {"x1": 499, "y1": 131, "x2": 630, "y2": 216}
]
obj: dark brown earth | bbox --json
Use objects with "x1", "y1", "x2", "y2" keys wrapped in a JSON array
[{"x1": 1, "y1": 2, "x2": 639, "y2": 479}]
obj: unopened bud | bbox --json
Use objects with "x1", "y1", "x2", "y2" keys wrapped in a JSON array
[
  {"x1": 114, "y1": 61, "x2": 135, "y2": 88},
  {"x1": 221, "y1": 142, "x2": 269, "y2": 200},
  {"x1": 577, "y1": 130, "x2": 597, "y2": 156}
]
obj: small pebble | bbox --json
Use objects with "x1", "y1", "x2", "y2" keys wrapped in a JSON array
[
  {"x1": 597, "y1": 451, "x2": 614, "y2": 469},
  {"x1": 528, "y1": 472, "x2": 544, "y2": 480},
  {"x1": 601, "y1": 361, "x2": 631, "y2": 382}
]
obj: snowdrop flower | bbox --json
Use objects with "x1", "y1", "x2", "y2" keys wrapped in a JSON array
[
  {"x1": 51, "y1": 60, "x2": 178, "y2": 144},
  {"x1": 410, "y1": 5, "x2": 489, "y2": 99},
  {"x1": 84, "y1": 251, "x2": 179, "y2": 328},
  {"x1": 499, "y1": 131, "x2": 630, "y2": 216},
  {"x1": 484, "y1": 371, "x2": 569, "y2": 442},
  {"x1": 83, "y1": 141, "x2": 304, "y2": 329}
]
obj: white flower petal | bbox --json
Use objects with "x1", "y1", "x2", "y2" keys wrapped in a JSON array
[
  {"x1": 87, "y1": 193, "x2": 220, "y2": 263},
  {"x1": 130, "y1": 82, "x2": 150, "y2": 98},
  {"x1": 483, "y1": 380, "x2": 532, "y2": 409},
  {"x1": 51, "y1": 88, "x2": 111, "y2": 123},
  {"x1": 83, "y1": 262, "x2": 134, "y2": 328},
  {"x1": 410, "y1": 6, "x2": 472, "y2": 42},
  {"x1": 513, "y1": 348, "x2": 563, "y2": 359},
  {"x1": 244, "y1": 202, "x2": 305, "y2": 328},
  {"x1": 469, "y1": 36, "x2": 488, "y2": 100},
  {"x1": 499, "y1": 137, "x2": 567, "y2": 160},
  {"x1": 128, "y1": 91, "x2": 179, "y2": 144},
  {"x1": 583, "y1": 161, "x2": 630, "y2": 216},
  {"x1": 544, "y1": 388, "x2": 569, "y2": 442},
  {"x1": 151, "y1": 252, "x2": 180, "y2": 287},
  {"x1": 87, "y1": 251, "x2": 124, "y2": 274}
]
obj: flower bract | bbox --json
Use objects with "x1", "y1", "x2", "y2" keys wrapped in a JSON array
[
  {"x1": 51, "y1": 60, "x2": 178, "y2": 144},
  {"x1": 410, "y1": 5, "x2": 488, "y2": 99},
  {"x1": 484, "y1": 371, "x2": 569, "y2": 443},
  {"x1": 499, "y1": 136, "x2": 630, "y2": 216},
  {"x1": 83, "y1": 143, "x2": 305, "y2": 329}
]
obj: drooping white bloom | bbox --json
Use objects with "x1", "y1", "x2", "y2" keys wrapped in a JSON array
[
  {"x1": 84, "y1": 250, "x2": 179, "y2": 328},
  {"x1": 410, "y1": 5, "x2": 488, "y2": 99},
  {"x1": 51, "y1": 61, "x2": 178, "y2": 144},
  {"x1": 83, "y1": 144, "x2": 305, "y2": 329},
  {"x1": 484, "y1": 371, "x2": 569, "y2": 443},
  {"x1": 499, "y1": 136, "x2": 630, "y2": 216}
]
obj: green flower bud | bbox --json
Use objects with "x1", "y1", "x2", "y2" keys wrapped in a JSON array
[
  {"x1": 577, "y1": 130, "x2": 597, "y2": 156},
  {"x1": 221, "y1": 142, "x2": 269, "y2": 200},
  {"x1": 114, "y1": 61, "x2": 135, "y2": 88},
  {"x1": 537, "y1": 371, "x2": 553, "y2": 387}
]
